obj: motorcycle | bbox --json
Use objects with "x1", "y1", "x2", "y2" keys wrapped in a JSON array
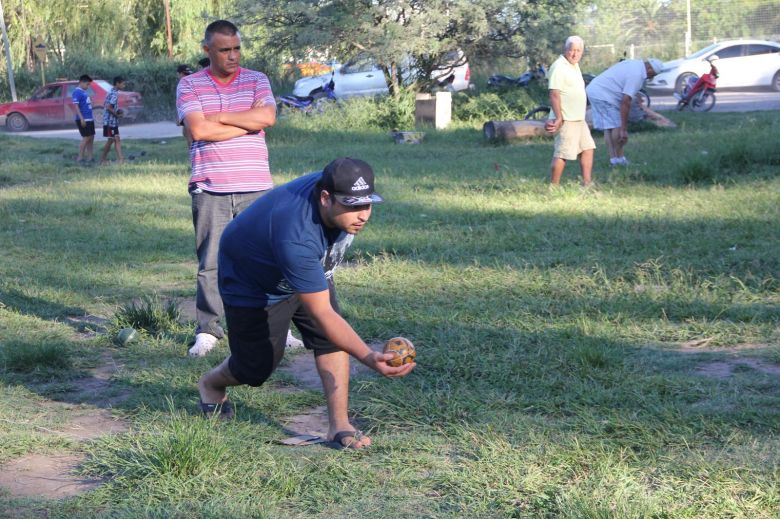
[
  {"x1": 487, "y1": 64, "x2": 547, "y2": 88},
  {"x1": 675, "y1": 56, "x2": 718, "y2": 112},
  {"x1": 277, "y1": 76, "x2": 336, "y2": 114}
]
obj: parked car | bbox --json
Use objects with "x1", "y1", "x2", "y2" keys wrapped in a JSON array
[
  {"x1": 292, "y1": 50, "x2": 471, "y2": 99},
  {"x1": 646, "y1": 39, "x2": 780, "y2": 92},
  {"x1": 0, "y1": 79, "x2": 144, "y2": 132}
]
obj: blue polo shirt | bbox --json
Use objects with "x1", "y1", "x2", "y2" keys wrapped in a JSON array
[
  {"x1": 218, "y1": 172, "x2": 354, "y2": 307},
  {"x1": 71, "y1": 86, "x2": 93, "y2": 121}
]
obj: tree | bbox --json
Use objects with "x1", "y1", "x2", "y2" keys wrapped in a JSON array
[
  {"x1": 235, "y1": 0, "x2": 582, "y2": 95},
  {"x1": 0, "y1": 0, "x2": 225, "y2": 70}
]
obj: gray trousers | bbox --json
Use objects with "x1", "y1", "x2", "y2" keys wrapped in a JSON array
[{"x1": 191, "y1": 188, "x2": 265, "y2": 338}]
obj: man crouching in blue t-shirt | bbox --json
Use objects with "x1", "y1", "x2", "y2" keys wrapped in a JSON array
[{"x1": 196, "y1": 157, "x2": 415, "y2": 449}]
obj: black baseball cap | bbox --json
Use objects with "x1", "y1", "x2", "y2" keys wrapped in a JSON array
[{"x1": 321, "y1": 158, "x2": 384, "y2": 206}]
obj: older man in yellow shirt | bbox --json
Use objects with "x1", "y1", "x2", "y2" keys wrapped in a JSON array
[{"x1": 545, "y1": 36, "x2": 595, "y2": 186}]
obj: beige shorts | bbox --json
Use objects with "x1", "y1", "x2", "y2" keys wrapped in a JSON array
[{"x1": 553, "y1": 120, "x2": 596, "y2": 161}]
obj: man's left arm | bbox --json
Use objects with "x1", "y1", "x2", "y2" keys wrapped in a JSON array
[
  {"x1": 619, "y1": 94, "x2": 632, "y2": 143},
  {"x1": 207, "y1": 73, "x2": 276, "y2": 132},
  {"x1": 207, "y1": 101, "x2": 276, "y2": 132}
]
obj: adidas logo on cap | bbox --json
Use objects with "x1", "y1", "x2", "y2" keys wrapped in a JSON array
[{"x1": 351, "y1": 177, "x2": 370, "y2": 192}]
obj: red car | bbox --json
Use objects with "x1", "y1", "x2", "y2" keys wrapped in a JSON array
[{"x1": 0, "y1": 79, "x2": 143, "y2": 132}]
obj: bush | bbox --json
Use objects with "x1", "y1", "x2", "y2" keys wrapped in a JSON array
[
  {"x1": 374, "y1": 89, "x2": 416, "y2": 130},
  {"x1": 453, "y1": 87, "x2": 544, "y2": 123},
  {"x1": 279, "y1": 86, "x2": 549, "y2": 132},
  {"x1": 114, "y1": 294, "x2": 180, "y2": 337},
  {"x1": 279, "y1": 91, "x2": 417, "y2": 132}
]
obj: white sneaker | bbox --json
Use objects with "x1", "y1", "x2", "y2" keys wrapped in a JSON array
[
  {"x1": 610, "y1": 157, "x2": 629, "y2": 166},
  {"x1": 286, "y1": 329, "x2": 304, "y2": 349},
  {"x1": 189, "y1": 333, "x2": 218, "y2": 357}
]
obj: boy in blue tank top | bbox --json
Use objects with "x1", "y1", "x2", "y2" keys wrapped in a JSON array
[{"x1": 71, "y1": 74, "x2": 95, "y2": 164}]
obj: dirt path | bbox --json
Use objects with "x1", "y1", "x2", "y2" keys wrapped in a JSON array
[
  {"x1": 0, "y1": 326, "x2": 382, "y2": 499},
  {"x1": 0, "y1": 352, "x2": 131, "y2": 499}
]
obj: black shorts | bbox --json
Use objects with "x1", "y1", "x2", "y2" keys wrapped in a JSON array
[
  {"x1": 76, "y1": 120, "x2": 95, "y2": 137},
  {"x1": 103, "y1": 125, "x2": 119, "y2": 138},
  {"x1": 225, "y1": 280, "x2": 341, "y2": 387}
]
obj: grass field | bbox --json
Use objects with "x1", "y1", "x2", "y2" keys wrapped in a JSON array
[{"x1": 0, "y1": 109, "x2": 778, "y2": 518}]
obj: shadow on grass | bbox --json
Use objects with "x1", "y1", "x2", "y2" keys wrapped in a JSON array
[
  {"x1": 1, "y1": 189, "x2": 777, "y2": 336},
  {"x1": 0, "y1": 286, "x2": 86, "y2": 320}
]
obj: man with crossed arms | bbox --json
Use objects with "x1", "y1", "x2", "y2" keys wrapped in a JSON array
[{"x1": 177, "y1": 19, "x2": 301, "y2": 356}]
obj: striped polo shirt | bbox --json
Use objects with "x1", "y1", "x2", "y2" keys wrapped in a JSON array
[{"x1": 176, "y1": 67, "x2": 275, "y2": 193}]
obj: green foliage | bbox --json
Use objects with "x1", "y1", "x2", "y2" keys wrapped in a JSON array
[
  {"x1": 114, "y1": 295, "x2": 181, "y2": 338},
  {"x1": 455, "y1": 92, "x2": 517, "y2": 122},
  {"x1": 279, "y1": 86, "x2": 544, "y2": 131},
  {"x1": 0, "y1": 0, "x2": 225, "y2": 69},
  {"x1": 718, "y1": 140, "x2": 780, "y2": 172},
  {"x1": 374, "y1": 89, "x2": 417, "y2": 130},
  {"x1": 3, "y1": 0, "x2": 778, "y2": 104},
  {"x1": 453, "y1": 87, "x2": 542, "y2": 123},
  {"x1": 279, "y1": 91, "x2": 418, "y2": 131},
  {"x1": 235, "y1": 0, "x2": 581, "y2": 92}
]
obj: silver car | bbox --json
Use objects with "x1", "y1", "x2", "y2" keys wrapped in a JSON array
[
  {"x1": 292, "y1": 51, "x2": 471, "y2": 99},
  {"x1": 646, "y1": 39, "x2": 780, "y2": 93}
]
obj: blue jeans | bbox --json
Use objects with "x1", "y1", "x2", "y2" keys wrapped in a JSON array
[{"x1": 191, "y1": 188, "x2": 266, "y2": 338}]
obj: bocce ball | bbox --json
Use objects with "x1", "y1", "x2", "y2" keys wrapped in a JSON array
[
  {"x1": 383, "y1": 337, "x2": 416, "y2": 367},
  {"x1": 115, "y1": 327, "x2": 137, "y2": 346}
]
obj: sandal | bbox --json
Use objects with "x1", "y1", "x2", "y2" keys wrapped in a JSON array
[
  {"x1": 199, "y1": 399, "x2": 235, "y2": 420},
  {"x1": 328, "y1": 430, "x2": 369, "y2": 450}
]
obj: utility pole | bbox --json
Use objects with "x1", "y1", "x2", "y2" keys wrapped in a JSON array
[
  {"x1": 0, "y1": 0, "x2": 18, "y2": 101},
  {"x1": 685, "y1": 0, "x2": 692, "y2": 56}
]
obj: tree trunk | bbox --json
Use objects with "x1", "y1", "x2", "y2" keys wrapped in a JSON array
[
  {"x1": 483, "y1": 120, "x2": 548, "y2": 141},
  {"x1": 163, "y1": 0, "x2": 173, "y2": 58},
  {"x1": 382, "y1": 62, "x2": 401, "y2": 97}
]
